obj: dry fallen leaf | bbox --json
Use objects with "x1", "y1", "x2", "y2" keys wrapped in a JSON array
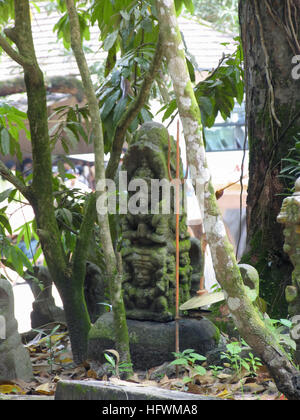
[
  {"x1": 35, "y1": 382, "x2": 55, "y2": 396},
  {"x1": 159, "y1": 374, "x2": 170, "y2": 386},
  {"x1": 216, "y1": 388, "x2": 232, "y2": 399},
  {"x1": 87, "y1": 369, "x2": 98, "y2": 379},
  {"x1": 127, "y1": 373, "x2": 142, "y2": 384},
  {"x1": 0, "y1": 383, "x2": 25, "y2": 395}
]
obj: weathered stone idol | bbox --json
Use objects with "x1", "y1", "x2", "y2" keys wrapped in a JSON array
[
  {"x1": 0, "y1": 277, "x2": 33, "y2": 381},
  {"x1": 88, "y1": 122, "x2": 219, "y2": 369},
  {"x1": 277, "y1": 178, "x2": 300, "y2": 316},
  {"x1": 25, "y1": 262, "x2": 106, "y2": 328},
  {"x1": 25, "y1": 266, "x2": 65, "y2": 329},
  {"x1": 277, "y1": 177, "x2": 300, "y2": 362},
  {"x1": 121, "y1": 121, "x2": 192, "y2": 322}
]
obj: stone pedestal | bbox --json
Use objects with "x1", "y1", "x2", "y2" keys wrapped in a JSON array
[
  {"x1": 88, "y1": 312, "x2": 219, "y2": 370},
  {"x1": 0, "y1": 278, "x2": 33, "y2": 381}
]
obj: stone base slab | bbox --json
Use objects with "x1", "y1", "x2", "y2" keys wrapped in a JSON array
[
  {"x1": 55, "y1": 379, "x2": 220, "y2": 400},
  {"x1": 88, "y1": 312, "x2": 219, "y2": 369}
]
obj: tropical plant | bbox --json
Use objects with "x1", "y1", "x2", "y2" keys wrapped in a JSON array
[
  {"x1": 0, "y1": 102, "x2": 30, "y2": 160},
  {"x1": 104, "y1": 349, "x2": 133, "y2": 378},
  {"x1": 157, "y1": 40, "x2": 244, "y2": 131},
  {"x1": 262, "y1": 317, "x2": 297, "y2": 360},
  {"x1": 280, "y1": 135, "x2": 300, "y2": 188},
  {"x1": 221, "y1": 340, "x2": 263, "y2": 377},
  {"x1": 32, "y1": 324, "x2": 67, "y2": 373},
  {"x1": 169, "y1": 348, "x2": 207, "y2": 384}
]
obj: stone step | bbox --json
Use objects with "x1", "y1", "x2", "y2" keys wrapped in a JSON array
[{"x1": 55, "y1": 379, "x2": 220, "y2": 400}]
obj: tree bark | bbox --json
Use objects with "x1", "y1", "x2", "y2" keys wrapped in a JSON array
[
  {"x1": 0, "y1": 0, "x2": 93, "y2": 364},
  {"x1": 66, "y1": 0, "x2": 132, "y2": 371},
  {"x1": 156, "y1": 0, "x2": 300, "y2": 400},
  {"x1": 239, "y1": 0, "x2": 300, "y2": 317}
]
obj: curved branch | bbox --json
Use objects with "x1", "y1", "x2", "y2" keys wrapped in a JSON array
[
  {"x1": 71, "y1": 192, "x2": 96, "y2": 287},
  {"x1": 0, "y1": 161, "x2": 32, "y2": 202},
  {"x1": 0, "y1": 33, "x2": 32, "y2": 67},
  {"x1": 105, "y1": 33, "x2": 164, "y2": 181}
]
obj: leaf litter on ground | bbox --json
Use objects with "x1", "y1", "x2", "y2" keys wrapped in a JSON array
[{"x1": 0, "y1": 327, "x2": 288, "y2": 400}]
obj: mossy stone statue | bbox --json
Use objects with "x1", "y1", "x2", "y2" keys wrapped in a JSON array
[
  {"x1": 277, "y1": 177, "x2": 300, "y2": 363},
  {"x1": 121, "y1": 122, "x2": 192, "y2": 322}
]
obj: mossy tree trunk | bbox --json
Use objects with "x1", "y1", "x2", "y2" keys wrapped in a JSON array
[
  {"x1": 0, "y1": 0, "x2": 92, "y2": 364},
  {"x1": 65, "y1": 0, "x2": 132, "y2": 371},
  {"x1": 239, "y1": 0, "x2": 300, "y2": 317},
  {"x1": 156, "y1": 0, "x2": 300, "y2": 400}
]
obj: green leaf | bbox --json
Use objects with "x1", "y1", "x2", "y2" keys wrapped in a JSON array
[
  {"x1": 194, "y1": 365, "x2": 206, "y2": 375},
  {"x1": 61, "y1": 208, "x2": 73, "y2": 226},
  {"x1": 0, "y1": 214, "x2": 12, "y2": 235},
  {"x1": 190, "y1": 353, "x2": 207, "y2": 362},
  {"x1": 162, "y1": 99, "x2": 177, "y2": 122},
  {"x1": 1, "y1": 128, "x2": 10, "y2": 155},
  {"x1": 64, "y1": 127, "x2": 79, "y2": 148},
  {"x1": 101, "y1": 90, "x2": 121, "y2": 120},
  {"x1": 141, "y1": 17, "x2": 153, "y2": 33},
  {"x1": 113, "y1": 97, "x2": 128, "y2": 125},
  {"x1": 0, "y1": 188, "x2": 13, "y2": 203},
  {"x1": 8, "y1": 246, "x2": 23, "y2": 275},
  {"x1": 226, "y1": 342, "x2": 242, "y2": 355},
  {"x1": 198, "y1": 96, "x2": 213, "y2": 116},
  {"x1": 174, "y1": 0, "x2": 184, "y2": 16},
  {"x1": 181, "y1": 348, "x2": 196, "y2": 355},
  {"x1": 170, "y1": 358, "x2": 188, "y2": 366},
  {"x1": 186, "y1": 57, "x2": 195, "y2": 83},
  {"x1": 104, "y1": 352, "x2": 116, "y2": 367},
  {"x1": 140, "y1": 107, "x2": 153, "y2": 123},
  {"x1": 279, "y1": 319, "x2": 293, "y2": 328},
  {"x1": 240, "y1": 359, "x2": 250, "y2": 371},
  {"x1": 183, "y1": 0, "x2": 194, "y2": 14},
  {"x1": 120, "y1": 10, "x2": 130, "y2": 21},
  {"x1": 103, "y1": 30, "x2": 118, "y2": 52}
]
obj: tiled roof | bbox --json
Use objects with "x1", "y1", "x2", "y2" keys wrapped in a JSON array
[{"x1": 0, "y1": 2, "x2": 236, "y2": 82}]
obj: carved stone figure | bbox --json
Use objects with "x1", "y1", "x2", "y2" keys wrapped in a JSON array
[
  {"x1": 121, "y1": 122, "x2": 192, "y2": 322},
  {"x1": 0, "y1": 277, "x2": 33, "y2": 381},
  {"x1": 88, "y1": 122, "x2": 219, "y2": 369},
  {"x1": 25, "y1": 262, "x2": 106, "y2": 328},
  {"x1": 25, "y1": 266, "x2": 65, "y2": 329},
  {"x1": 277, "y1": 178, "x2": 300, "y2": 316},
  {"x1": 277, "y1": 177, "x2": 300, "y2": 362}
]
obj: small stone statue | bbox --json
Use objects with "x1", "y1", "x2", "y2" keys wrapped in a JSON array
[
  {"x1": 0, "y1": 277, "x2": 33, "y2": 381},
  {"x1": 25, "y1": 262, "x2": 107, "y2": 327},
  {"x1": 25, "y1": 266, "x2": 65, "y2": 329},
  {"x1": 121, "y1": 122, "x2": 192, "y2": 322},
  {"x1": 277, "y1": 177, "x2": 300, "y2": 362}
]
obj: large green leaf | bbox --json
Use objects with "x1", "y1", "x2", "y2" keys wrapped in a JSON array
[{"x1": 101, "y1": 90, "x2": 121, "y2": 120}]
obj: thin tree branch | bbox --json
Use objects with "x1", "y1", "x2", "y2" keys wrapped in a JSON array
[
  {"x1": 66, "y1": 0, "x2": 132, "y2": 368},
  {"x1": 72, "y1": 192, "x2": 96, "y2": 287},
  {"x1": 0, "y1": 33, "x2": 32, "y2": 67},
  {"x1": 105, "y1": 33, "x2": 164, "y2": 180},
  {"x1": 0, "y1": 161, "x2": 32, "y2": 202}
]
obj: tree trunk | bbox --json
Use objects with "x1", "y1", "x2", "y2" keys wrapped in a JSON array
[
  {"x1": 66, "y1": 0, "x2": 132, "y2": 371},
  {"x1": 156, "y1": 0, "x2": 300, "y2": 400},
  {"x1": 239, "y1": 0, "x2": 300, "y2": 317},
  {"x1": 0, "y1": 0, "x2": 93, "y2": 364}
]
